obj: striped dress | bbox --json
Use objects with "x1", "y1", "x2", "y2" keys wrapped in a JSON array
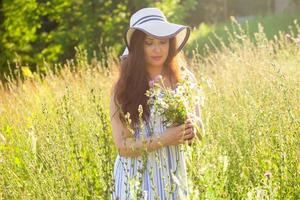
[{"x1": 111, "y1": 90, "x2": 190, "y2": 200}]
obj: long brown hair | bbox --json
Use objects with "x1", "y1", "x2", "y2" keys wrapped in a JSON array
[{"x1": 113, "y1": 30, "x2": 182, "y2": 129}]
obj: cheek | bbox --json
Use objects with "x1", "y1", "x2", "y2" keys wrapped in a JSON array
[{"x1": 144, "y1": 46, "x2": 151, "y2": 61}]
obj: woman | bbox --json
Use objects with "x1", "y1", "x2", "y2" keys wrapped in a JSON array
[{"x1": 110, "y1": 8, "x2": 203, "y2": 200}]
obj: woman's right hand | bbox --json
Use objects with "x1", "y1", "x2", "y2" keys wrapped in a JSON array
[{"x1": 161, "y1": 120, "x2": 195, "y2": 146}]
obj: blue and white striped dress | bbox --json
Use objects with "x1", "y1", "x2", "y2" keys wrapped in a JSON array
[{"x1": 111, "y1": 93, "x2": 190, "y2": 200}]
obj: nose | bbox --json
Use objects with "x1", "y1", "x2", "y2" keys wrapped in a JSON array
[{"x1": 153, "y1": 44, "x2": 161, "y2": 53}]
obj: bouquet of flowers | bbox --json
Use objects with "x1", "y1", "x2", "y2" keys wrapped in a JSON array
[{"x1": 145, "y1": 69, "x2": 204, "y2": 128}]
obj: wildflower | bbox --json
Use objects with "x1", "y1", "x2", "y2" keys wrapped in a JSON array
[
  {"x1": 143, "y1": 191, "x2": 148, "y2": 199},
  {"x1": 206, "y1": 78, "x2": 214, "y2": 89},
  {"x1": 125, "y1": 112, "x2": 131, "y2": 125},
  {"x1": 230, "y1": 16, "x2": 236, "y2": 22},
  {"x1": 294, "y1": 37, "x2": 300, "y2": 45},
  {"x1": 138, "y1": 104, "x2": 144, "y2": 119},
  {"x1": 264, "y1": 171, "x2": 272, "y2": 179},
  {"x1": 189, "y1": 82, "x2": 196, "y2": 89},
  {"x1": 149, "y1": 80, "x2": 155, "y2": 88},
  {"x1": 145, "y1": 72, "x2": 204, "y2": 127},
  {"x1": 154, "y1": 75, "x2": 163, "y2": 82}
]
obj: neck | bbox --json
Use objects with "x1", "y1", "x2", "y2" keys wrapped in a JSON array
[{"x1": 147, "y1": 65, "x2": 165, "y2": 80}]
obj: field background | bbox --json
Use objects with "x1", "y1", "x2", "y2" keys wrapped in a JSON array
[{"x1": 0, "y1": 1, "x2": 300, "y2": 199}]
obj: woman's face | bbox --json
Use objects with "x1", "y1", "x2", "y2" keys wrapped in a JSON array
[{"x1": 143, "y1": 35, "x2": 169, "y2": 68}]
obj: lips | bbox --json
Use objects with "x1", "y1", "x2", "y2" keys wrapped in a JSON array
[{"x1": 151, "y1": 56, "x2": 162, "y2": 61}]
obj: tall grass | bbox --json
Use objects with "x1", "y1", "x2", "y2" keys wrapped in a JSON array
[
  {"x1": 0, "y1": 21, "x2": 299, "y2": 199},
  {"x1": 187, "y1": 21, "x2": 300, "y2": 199},
  {"x1": 0, "y1": 50, "x2": 118, "y2": 199}
]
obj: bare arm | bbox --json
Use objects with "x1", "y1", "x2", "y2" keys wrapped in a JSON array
[
  {"x1": 110, "y1": 93, "x2": 194, "y2": 157},
  {"x1": 110, "y1": 93, "x2": 165, "y2": 157}
]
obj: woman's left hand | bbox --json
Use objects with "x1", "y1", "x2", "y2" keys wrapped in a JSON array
[
  {"x1": 185, "y1": 112, "x2": 205, "y2": 144},
  {"x1": 184, "y1": 116, "x2": 197, "y2": 144}
]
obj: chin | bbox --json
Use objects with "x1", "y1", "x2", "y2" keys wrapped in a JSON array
[
  {"x1": 152, "y1": 62, "x2": 164, "y2": 67},
  {"x1": 150, "y1": 60, "x2": 165, "y2": 67}
]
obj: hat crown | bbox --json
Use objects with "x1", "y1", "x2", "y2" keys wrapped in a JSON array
[{"x1": 130, "y1": 8, "x2": 167, "y2": 27}]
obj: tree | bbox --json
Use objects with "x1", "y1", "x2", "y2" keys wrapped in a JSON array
[
  {"x1": 0, "y1": 0, "x2": 131, "y2": 78},
  {"x1": 0, "y1": 0, "x2": 199, "y2": 79}
]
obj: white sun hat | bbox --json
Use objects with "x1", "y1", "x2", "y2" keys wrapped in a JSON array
[{"x1": 120, "y1": 7, "x2": 190, "y2": 60}]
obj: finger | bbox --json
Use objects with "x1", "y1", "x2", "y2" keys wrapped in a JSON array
[
  {"x1": 178, "y1": 123, "x2": 191, "y2": 131},
  {"x1": 183, "y1": 123, "x2": 193, "y2": 130},
  {"x1": 185, "y1": 123, "x2": 193, "y2": 129},
  {"x1": 182, "y1": 127, "x2": 190, "y2": 134},
  {"x1": 182, "y1": 129, "x2": 193, "y2": 138},
  {"x1": 186, "y1": 115, "x2": 196, "y2": 122},
  {"x1": 183, "y1": 132, "x2": 195, "y2": 140},
  {"x1": 185, "y1": 119, "x2": 193, "y2": 124},
  {"x1": 179, "y1": 123, "x2": 194, "y2": 132},
  {"x1": 184, "y1": 128, "x2": 195, "y2": 135},
  {"x1": 184, "y1": 127, "x2": 194, "y2": 133},
  {"x1": 186, "y1": 135, "x2": 194, "y2": 141}
]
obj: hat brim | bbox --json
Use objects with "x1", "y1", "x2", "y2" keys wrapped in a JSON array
[{"x1": 121, "y1": 21, "x2": 190, "y2": 59}]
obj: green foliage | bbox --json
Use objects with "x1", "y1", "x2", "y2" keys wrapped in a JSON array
[
  {"x1": 0, "y1": 0, "x2": 130, "y2": 79},
  {"x1": 151, "y1": 0, "x2": 198, "y2": 24},
  {"x1": 186, "y1": 0, "x2": 300, "y2": 25},
  {"x1": 187, "y1": 0, "x2": 229, "y2": 24},
  {"x1": 187, "y1": 11, "x2": 300, "y2": 56},
  {"x1": 3, "y1": 0, "x2": 299, "y2": 82},
  {"x1": 0, "y1": 0, "x2": 200, "y2": 81},
  {"x1": 0, "y1": 0, "x2": 41, "y2": 69}
]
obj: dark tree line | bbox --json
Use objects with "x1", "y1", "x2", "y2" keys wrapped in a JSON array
[{"x1": 0, "y1": 0, "x2": 299, "y2": 80}]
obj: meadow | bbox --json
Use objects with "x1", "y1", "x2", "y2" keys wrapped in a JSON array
[{"x1": 0, "y1": 22, "x2": 299, "y2": 199}]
